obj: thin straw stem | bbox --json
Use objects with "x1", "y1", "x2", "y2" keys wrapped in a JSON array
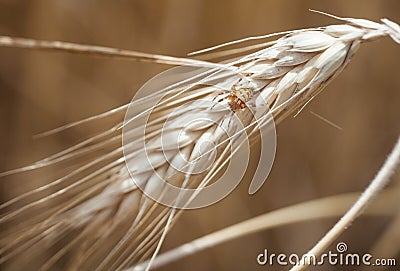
[
  {"x1": 131, "y1": 190, "x2": 398, "y2": 270},
  {"x1": 0, "y1": 36, "x2": 219, "y2": 68},
  {"x1": 290, "y1": 135, "x2": 400, "y2": 271}
]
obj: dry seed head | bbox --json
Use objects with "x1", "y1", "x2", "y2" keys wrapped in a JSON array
[{"x1": 1, "y1": 14, "x2": 399, "y2": 271}]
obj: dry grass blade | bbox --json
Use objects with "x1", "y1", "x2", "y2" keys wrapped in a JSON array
[
  {"x1": 132, "y1": 190, "x2": 399, "y2": 270},
  {"x1": 290, "y1": 135, "x2": 400, "y2": 271},
  {"x1": 1, "y1": 12, "x2": 399, "y2": 271}
]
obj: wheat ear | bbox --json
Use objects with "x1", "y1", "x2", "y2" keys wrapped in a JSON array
[{"x1": 0, "y1": 13, "x2": 399, "y2": 271}]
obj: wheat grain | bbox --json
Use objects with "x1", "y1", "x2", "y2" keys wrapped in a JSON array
[{"x1": 0, "y1": 12, "x2": 399, "y2": 271}]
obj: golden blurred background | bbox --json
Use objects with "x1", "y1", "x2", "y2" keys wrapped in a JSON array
[{"x1": 1, "y1": 1, "x2": 399, "y2": 270}]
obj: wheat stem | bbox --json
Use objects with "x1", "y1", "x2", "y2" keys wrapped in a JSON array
[
  {"x1": 289, "y1": 135, "x2": 400, "y2": 271},
  {"x1": 131, "y1": 190, "x2": 398, "y2": 270}
]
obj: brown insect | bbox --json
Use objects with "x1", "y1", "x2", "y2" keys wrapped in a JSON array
[{"x1": 214, "y1": 77, "x2": 256, "y2": 112}]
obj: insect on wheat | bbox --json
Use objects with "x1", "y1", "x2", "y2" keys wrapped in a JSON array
[{"x1": 213, "y1": 77, "x2": 257, "y2": 112}]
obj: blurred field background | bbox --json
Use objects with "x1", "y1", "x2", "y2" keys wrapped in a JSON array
[{"x1": 0, "y1": 1, "x2": 399, "y2": 270}]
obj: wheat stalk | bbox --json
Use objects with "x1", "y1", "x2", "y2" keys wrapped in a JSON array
[
  {"x1": 0, "y1": 12, "x2": 399, "y2": 271},
  {"x1": 132, "y1": 189, "x2": 399, "y2": 270},
  {"x1": 289, "y1": 135, "x2": 400, "y2": 271}
]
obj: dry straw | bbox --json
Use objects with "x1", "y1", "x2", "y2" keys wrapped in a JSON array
[{"x1": 1, "y1": 11, "x2": 400, "y2": 271}]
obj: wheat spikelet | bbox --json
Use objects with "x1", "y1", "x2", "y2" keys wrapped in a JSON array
[{"x1": 0, "y1": 12, "x2": 399, "y2": 271}]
